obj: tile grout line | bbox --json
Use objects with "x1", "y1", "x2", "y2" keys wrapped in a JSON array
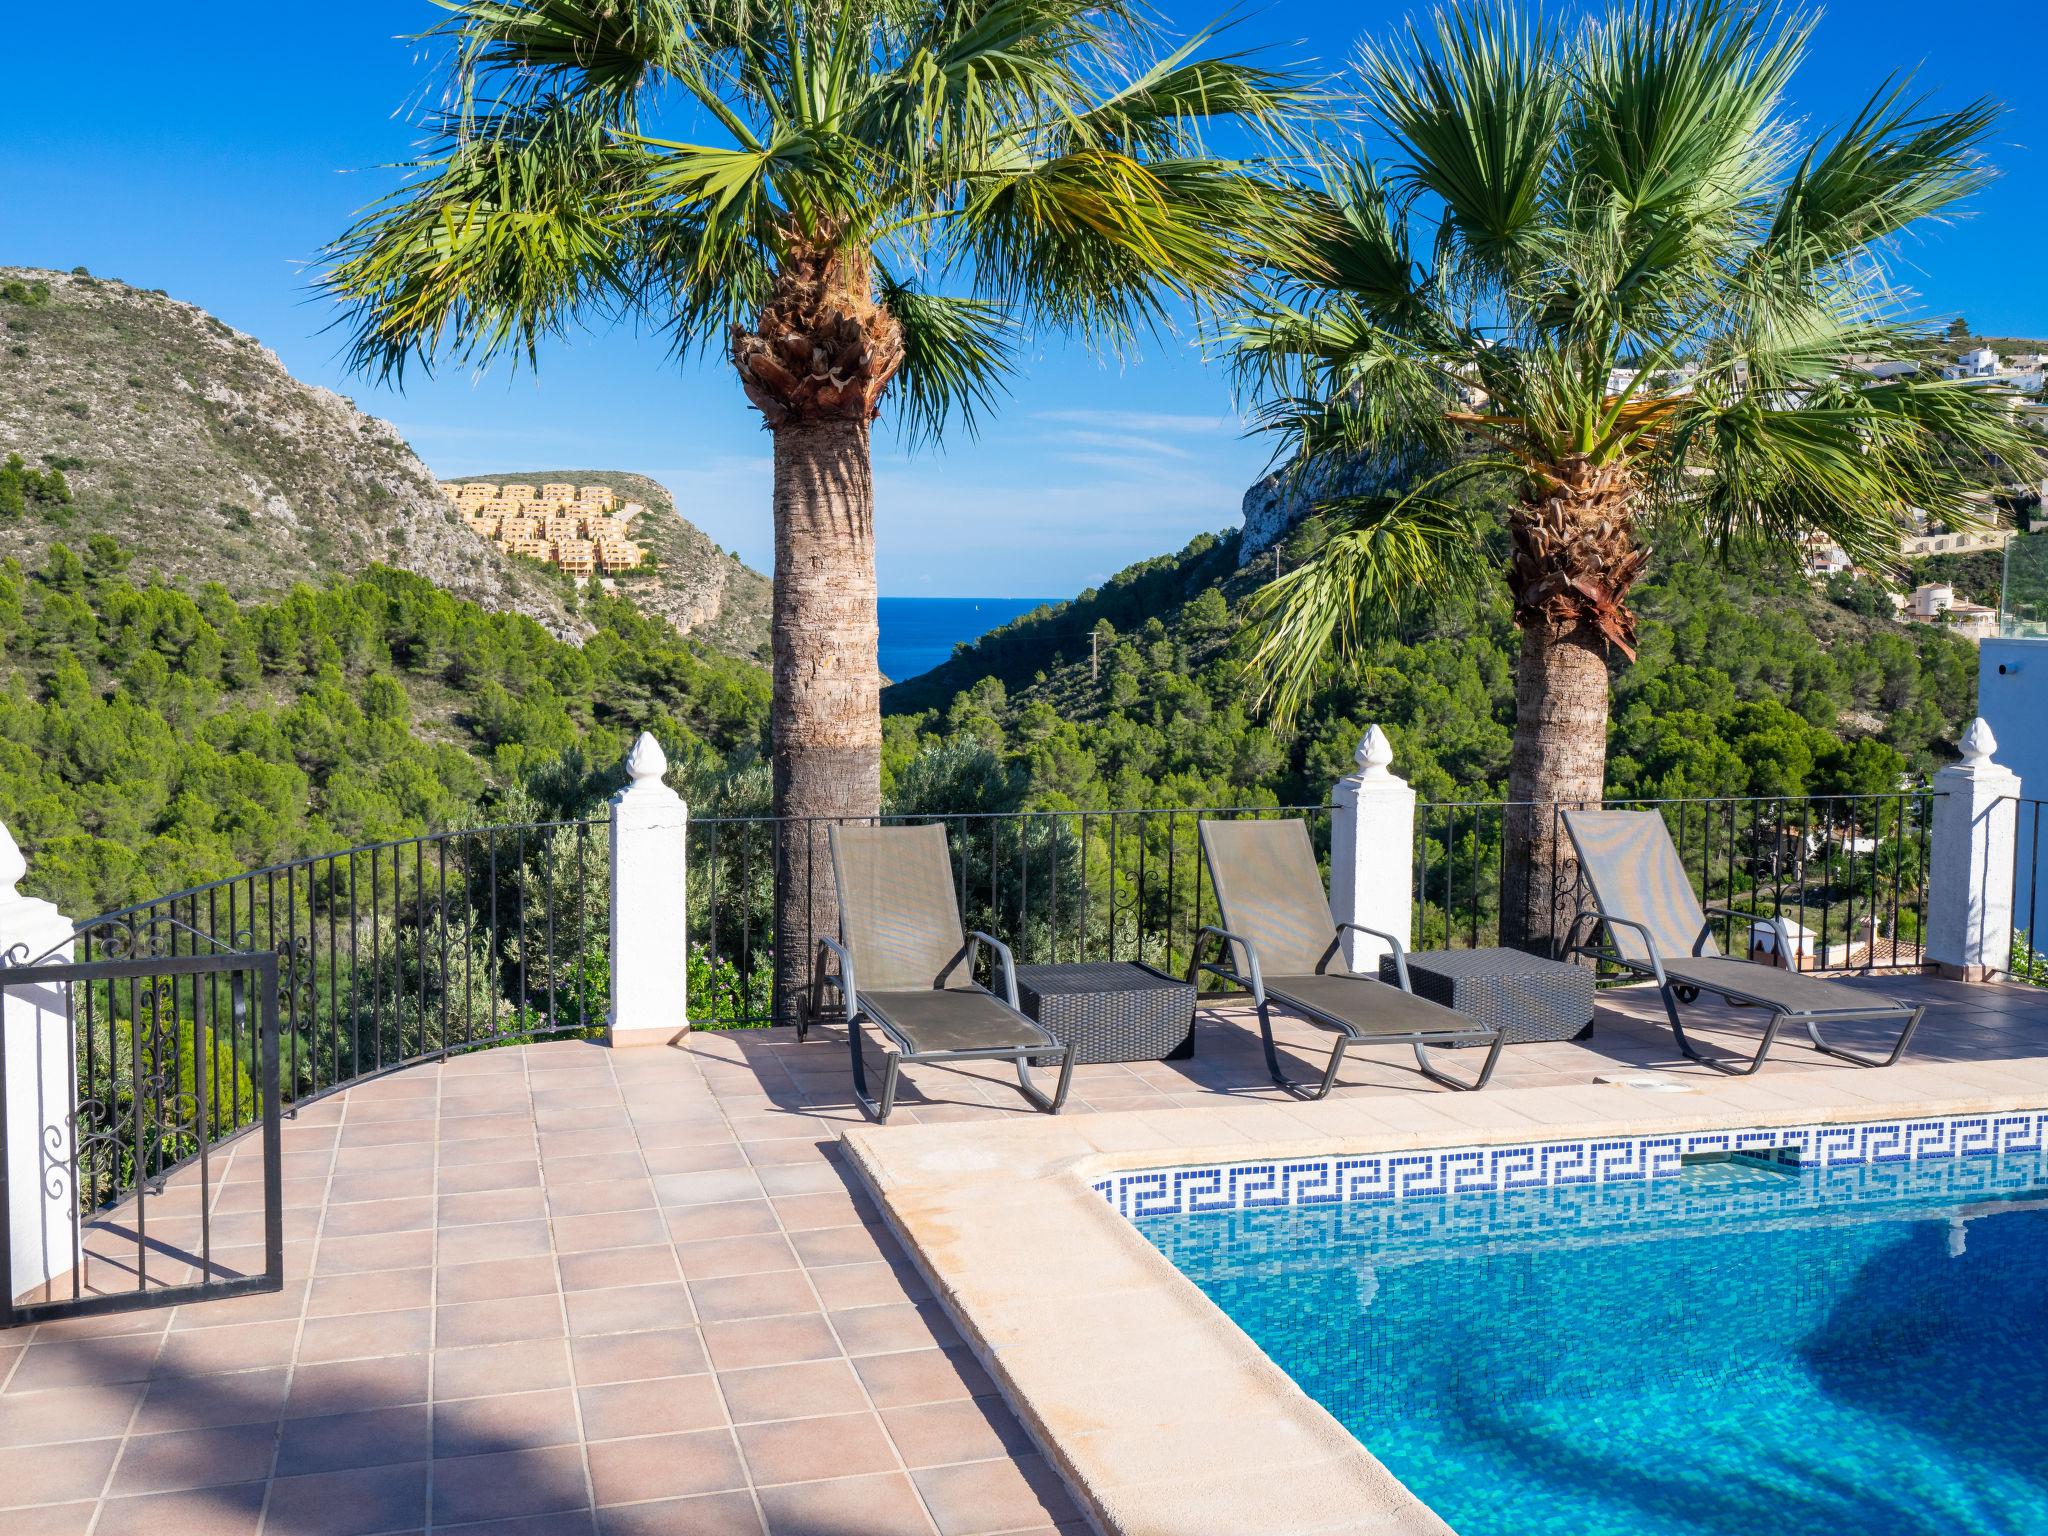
[
  {"x1": 655, "y1": 1038, "x2": 772, "y2": 1536},
  {"x1": 253, "y1": 1078, "x2": 346, "y2": 1535},
  {"x1": 706, "y1": 1032, "x2": 949, "y2": 1536},
  {"x1": 559, "y1": 1041, "x2": 646, "y2": 1534},
  {"x1": 421, "y1": 1056, "x2": 451, "y2": 1534}
]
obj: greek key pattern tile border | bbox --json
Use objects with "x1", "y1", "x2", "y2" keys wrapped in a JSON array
[{"x1": 1091, "y1": 1110, "x2": 2048, "y2": 1221}]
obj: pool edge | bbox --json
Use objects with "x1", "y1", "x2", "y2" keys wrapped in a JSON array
[{"x1": 842, "y1": 1059, "x2": 2048, "y2": 1536}]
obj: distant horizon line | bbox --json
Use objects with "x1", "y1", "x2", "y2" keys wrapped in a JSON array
[{"x1": 877, "y1": 593, "x2": 1065, "y2": 602}]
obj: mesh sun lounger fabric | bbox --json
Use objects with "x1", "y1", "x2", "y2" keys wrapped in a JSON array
[
  {"x1": 822, "y1": 823, "x2": 1071, "y2": 1121},
  {"x1": 1561, "y1": 807, "x2": 1885, "y2": 1008},
  {"x1": 829, "y1": 823, "x2": 977, "y2": 991},
  {"x1": 859, "y1": 988, "x2": 1047, "y2": 1054},
  {"x1": 1198, "y1": 818, "x2": 1363, "y2": 978},
  {"x1": 1560, "y1": 808, "x2": 1922, "y2": 1072},
  {"x1": 1195, "y1": 818, "x2": 1504, "y2": 1094},
  {"x1": 1249, "y1": 972, "x2": 1497, "y2": 1038},
  {"x1": 1555, "y1": 807, "x2": 1717, "y2": 967}
]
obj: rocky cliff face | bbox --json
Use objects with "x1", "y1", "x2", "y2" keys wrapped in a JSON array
[
  {"x1": 0, "y1": 267, "x2": 592, "y2": 637},
  {"x1": 1238, "y1": 452, "x2": 1410, "y2": 564}
]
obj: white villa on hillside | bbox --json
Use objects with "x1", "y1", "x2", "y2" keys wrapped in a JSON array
[{"x1": 1903, "y1": 581, "x2": 1998, "y2": 641}]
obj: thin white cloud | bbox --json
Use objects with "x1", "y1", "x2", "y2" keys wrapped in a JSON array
[
  {"x1": 1031, "y1": 408, "x2": 1240, "y2": 434},
  {"x1": 1045, "y1": 429, "x2": 1193, "y2": 459}
]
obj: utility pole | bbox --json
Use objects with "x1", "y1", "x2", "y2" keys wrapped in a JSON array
[
  {"x1": 1273, "y1": 547, "x2": 1282, "y2": 582},
  {"x1": 1091, "y1": 629, "x2": 1100, "y2": 686}
]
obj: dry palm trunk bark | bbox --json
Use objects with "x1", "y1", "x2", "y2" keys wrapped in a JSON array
[
  {"x1": 733, "y1": 236, "x2": 904, "y2": 1022},
  {"x1": 769, "y1": 420, "x2": 879, "y2": 1020},
  {"x1": 1501, "y1": 456, "x2": 1647, "y2": 953}
]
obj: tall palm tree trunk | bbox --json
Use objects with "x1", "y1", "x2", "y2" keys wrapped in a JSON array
[
  {"x1": 1502, "y1": 626, "x2": 1610, "y2": 952},
  {"x1": 1499, "y1": 465, "x2": 1644, "y2": 954},
  {"x1": 732, "y1": 236, "x2": 903, "y2": 1024},
  {"x1": 769, "y1": 419, "x2": 880, "y2": 1023}
]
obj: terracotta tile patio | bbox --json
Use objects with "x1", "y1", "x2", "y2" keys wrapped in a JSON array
[{"x1": 5, "y1": 972, "x2": 2046, "y2": 1535}]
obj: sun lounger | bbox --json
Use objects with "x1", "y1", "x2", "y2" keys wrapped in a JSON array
[
  {"x1": 1189, "y1": 818, "x2": 1506, "y2": 1097},
  {"x1": 806, "y1": 823, "x2": 1073, "y2": 1123},
  {"x1": 1560, "y1": 808, "x2": 1922, "y2": 1075}
]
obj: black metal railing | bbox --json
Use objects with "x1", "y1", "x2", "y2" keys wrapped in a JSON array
[
  {"x1": 76, "y1": 819, "x2": 609, "y2": 1112},
  {"x1": 1417, "y1": 791, "x2": 1934, "y2": 970},
  {"x1": 1, "y1": 924, "x2": 282, "y2": 1328},
  {"x1": 689, "y1": 806, "x2": 1336, "y2": 1027}
]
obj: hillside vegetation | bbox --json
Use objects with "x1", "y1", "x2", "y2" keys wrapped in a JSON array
[
  {"x1": 0, "y1": 267, "x2": 588, "y2": 635},
  {"x1": 0, "y1": 269, "x2": 772, "y2": 658},
  {"x1": 881, "y1": 514, "x2": 1979, "y2": 816},
  {"x1": 0, "y1": 537, "x2": 767, "y2": 920}
]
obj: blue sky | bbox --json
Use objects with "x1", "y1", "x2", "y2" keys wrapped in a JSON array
[{"x1": 4, "y1": 2, "x2": 2042, "y2": 596}]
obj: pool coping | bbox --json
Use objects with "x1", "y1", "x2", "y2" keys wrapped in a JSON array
[{"x1": 840, "y1": 1053, "x2": 2048, "y2": 1536}]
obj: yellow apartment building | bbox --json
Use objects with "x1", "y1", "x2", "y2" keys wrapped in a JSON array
[{"x1": 439, "y1": 483, "x2": 648, "y2": 576}]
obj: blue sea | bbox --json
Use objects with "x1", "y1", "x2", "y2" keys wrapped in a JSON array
[
  {"x1": 1142, "y1": 1151, "x2": 2048, "y2": 1536},
  {"x1": 878, "y1": 597, "x2": 1052, "y2": 683}
]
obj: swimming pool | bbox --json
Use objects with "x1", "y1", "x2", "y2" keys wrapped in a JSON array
[{"x1": 1137, "y1": 1143, "x2": 2048, "y2": 1536}]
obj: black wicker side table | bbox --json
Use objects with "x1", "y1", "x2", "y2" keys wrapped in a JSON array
[
  {"x1": 1012, "y1": 962, "x2": 1197, "y2": 1064},
  {"x1": 1379, "y1": 947, "x2": 1596, "y2": 1044}
]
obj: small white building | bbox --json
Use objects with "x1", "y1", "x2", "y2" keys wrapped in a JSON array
[
  {"x1": 1904, "y1": 582, "x2": 1998, "y2": 641},
  {"x1": 1749, "y1": 916, "x2": 1873, "y2": 972},
  {"x1": 1949, "y1": 346, "x2": 2002, "y2": 379},
  {"x1": 1800, "y1": 532, "x2": 1851, "y2": 576}
]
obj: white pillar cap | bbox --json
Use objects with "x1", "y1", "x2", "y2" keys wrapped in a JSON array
[
  {"x1": 625, "y1": 731, "x2": 668, "y2": 784},
  {"x1": 1959, "y1": 717, "x2": 1998, "y2": 767},
  {"x1": 1354, "y1": 724, "x2": 1395, "y2": 781}
]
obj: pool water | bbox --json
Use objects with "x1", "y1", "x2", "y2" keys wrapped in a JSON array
[{"x1": 1138, "y1": 1153, "x2": 2048, "y2": 1536}]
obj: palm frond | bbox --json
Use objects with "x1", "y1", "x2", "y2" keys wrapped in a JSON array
[
  {"x1": 1241, "y1": 464, "x2": 1508, "y2": 724},
  {"x1": 325, "y1": 0, "x2": 1305, "y2": 448},
  {"x1": 1357, "y1": 2, "x2": 1565, "y2": 270},
  {"x1": 1667, "y1": 377, "x2": 2044, "y2": 569},
  {"x1": 1072, "y1": 36, "x2": 1318, "y2": 155},
  {"x1": 960, "y1": 149, "x2": 1276, "y2": 341},
  {"x1": 876, "y1": 275, "x2": 1016, "y2": 447},
  {"x1": 321, "y1": 102, "x2": 639, "y2": 382},
  {"x1": 1568, "y1": 0, "x2": 1801, "y2": 221},
  {"x1": 437, "y1": 0, "x2": 704, "y2": 105},
  {"x1": 1766, "y1": 78, "x2": 1999, "y2": 259}
]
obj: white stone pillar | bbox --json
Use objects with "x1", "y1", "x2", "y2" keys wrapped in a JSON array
[
  {"x1": 1329, "y1": 725, "x2": 1417, "y2": 971},
  {"x1": 608, "y1": 733, "x2": 689, "y2": 1046},
  {"x1": 1928, "y1": 718, "x2": 2021, "y2": 981},
  {"x1": 0, "y1": 822, "x2": 79, "y2": 1302}
]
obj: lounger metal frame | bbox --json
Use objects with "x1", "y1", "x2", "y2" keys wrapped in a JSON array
[
  {"x1": 1562, "y1": 905, "x2": 1924, "y2": 1076},
  {"x1": 807, "y1": 932, "x2": 1075, "y2": 1124},
  {"x1": 1187, "y1": 922, "x2": 1506, "y2": 1098}
]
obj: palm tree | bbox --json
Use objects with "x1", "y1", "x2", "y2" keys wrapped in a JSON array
[
  {"x1": 1233, "y1": 0, "x2": 2044, "y2": 952},
  {"x1": 322, "y1": 0, "x2": 1299, "y2": 1016}
]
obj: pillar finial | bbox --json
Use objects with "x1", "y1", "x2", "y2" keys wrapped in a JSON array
[
  {"x1": 625, "y1": 731, "x2": 668, "y2": 785},
  {"x1": 1355, "y1": 725, "x2": 1395, "y2": 781},
  {"x1": 1959, "y1": 717, "x2": 1998, "y2": 768}
]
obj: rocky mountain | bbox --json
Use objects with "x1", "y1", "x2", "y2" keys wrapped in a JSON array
[
  {"x1": 0, "y1": 266, "x2": 592, "y2": 635},
  {"x1": 1238, "y1": 452, "x2": 1413, "y2": 564},
  {"x1": 444, "y1": 469, "x2": 770, "y2": 661},
  {"x1": 0, "y1": 267, "x2": 771, "y2": 658}
]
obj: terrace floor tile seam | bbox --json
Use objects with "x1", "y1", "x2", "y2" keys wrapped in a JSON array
[
  {"x1": 530, "y1": 1041, "x2": 602, "y2": 1528},
  {"x1": 614, "y1": 1040, "x2": 774, "y2": 1536},
  {"x1": 691, "y1": 1036, "x2": 948, "y2": 1536},
  {"x1": 244, "y1": 1028, "x2": 355, "y2": 1535}
]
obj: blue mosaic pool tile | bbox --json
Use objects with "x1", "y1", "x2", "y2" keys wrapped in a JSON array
[{"x1": 1088, "y1": 1109, "x2": 2048, "y2": 1219}]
